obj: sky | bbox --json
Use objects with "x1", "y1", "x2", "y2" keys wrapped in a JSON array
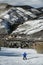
[{"x1": 0, "y1": 0, "x2": 43, "y2": 8}]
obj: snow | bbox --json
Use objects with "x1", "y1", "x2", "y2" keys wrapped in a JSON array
[
  {"x1": 4, "y1": 14, "x2": 10, "y2": 19},
  {"x1": 12, "y1": 19, "x2": 43, "y2": 35},
  {"x1": 0, "y1": 47, "x2": 43, "y2": 65},
  {"x1": 0, "y1": 47, "x2": 37, "y2": 56}
]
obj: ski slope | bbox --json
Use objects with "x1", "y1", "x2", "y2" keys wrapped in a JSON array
[
  {"x1": 0, "y1": 47, "x2": 37, "y2": 56},
  {"x1": 0, "y1": 47, "x2": 43, "y2": 65}
]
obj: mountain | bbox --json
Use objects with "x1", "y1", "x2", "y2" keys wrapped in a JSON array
[
  {"x1": 0, "y1": 3, "x2": 43, "y2": 35},
  {"x1": 37, "y1": 7, "x2": 43, "y2": 12}
]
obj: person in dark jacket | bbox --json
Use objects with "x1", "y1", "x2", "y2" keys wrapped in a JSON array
[{"x1": 23, "y1": 52, "x2": 27, "y2": 60}]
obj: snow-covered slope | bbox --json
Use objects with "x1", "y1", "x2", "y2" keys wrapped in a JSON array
[
  {"x1": 12, "y1": 19, "x2": 43, "y2": 35},
  {"x1": 0, "y1": 47, "x2": 37, "y2": 56},
  {"x1": 0, "y1": 48, "x2": 43, "y2": 65},
  {"x1": 0, "y1": 5, "x2": 43, "y2": 35}
]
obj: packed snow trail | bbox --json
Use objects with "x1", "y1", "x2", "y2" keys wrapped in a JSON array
[{"x1": 0, "y1": 48, "x2": 43, "y2": 65}]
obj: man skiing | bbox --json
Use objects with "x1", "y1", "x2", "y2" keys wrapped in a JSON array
[{"x1": 23, "y1": 52, "x2": 27, "y2": 60}]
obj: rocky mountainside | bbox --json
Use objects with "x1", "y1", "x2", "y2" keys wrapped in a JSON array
[{"x1": 0, "y1": 3, "x2": 43, "y2": 35}]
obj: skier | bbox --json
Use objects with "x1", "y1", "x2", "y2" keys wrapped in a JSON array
[{"x1": 23, "y1": 52, "x2": 27, "y2": 60}]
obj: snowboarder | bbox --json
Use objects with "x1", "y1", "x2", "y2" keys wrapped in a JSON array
[{"x1": 23, "y1": 52, "x2": 27, "y2": 60}]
